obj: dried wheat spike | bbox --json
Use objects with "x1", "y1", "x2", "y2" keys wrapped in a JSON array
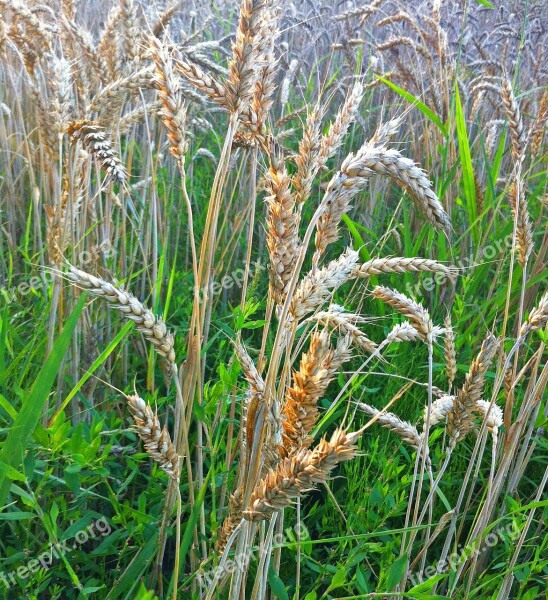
[
  {"x1": 67, "y1": 120, "x2": 126, "y2": 184},
  {"x1": 354, "y1": 257, "x2": 455, "y2": 279},
  {"x1": 216, "y1": 487, "x2": 243, "y2": 552},
  {"x1": 150, "y1": 37, "x2": 188, "y2": 163},
  {"x1": 369, "y1": 117, "x2": 402, "y2": 147},
  {"x1": 386, "y1": 321, "x2": 421, "y2": 343},
  {"x1": 152, "y1": 1, "x2": 181, "y2": 37},
  {"x1": 357, "y1": 402, "x2": 421, "y2": 450},
  {"x1": 444, "y1": 314, "x2": 457, "y2": 387},
  {"x1": 243, "y1": 428, "x2": 361, "y2": 521},
  {"x1": 501, "y1": 78, "x2": 527, "y2": 161},
  {"x1": 531, "y1": 90, "x2": 548, "y2": 157},
  {"x1": 224, "y1": 0, "x2": 270, "y2": 115},
  {"x1": 292, "y1": 107, "x2": 323, "y2": 206},
  {"x1": 318, "y1": 81, "x2": 364, "y2": 167},
  {"x1": 508, "y1": 180, "x2": 533, "y2": 266},
  {"x1": 424, "y1": 395, "x2": 455, "y2": 428},
  {"x1": 126, "y1": 395, "x2": 180, "y2": 481},
  {"x1": 265, "y1": 153, "x2": 300, "y2": 305},
  {"x1": 447, "y1": 334, "x2": 499, "y2": 442},
  {"x1": 0, "y1": 0, "x2": 52, "y2": 50},
  {"x1": 520, "y1": 291, "x2": 548, "y2": 336},
  {"x1": 475, "y1": 400, "x2": 503, "y2": 444},
  {"x1": 173, "y1": 52, "x2": 227, "y2": 106},
  {"x1": 332, "y1": 143, "x2": 451, "y2": 233},
  {"x1": 98, "y1": 5, "x2": 122, "y2": 76},
  {"x1": 312, "y1": 307, "x2": 377, "y2": 354},
  {"x1": 372, "y1": 286, "x2": 433, "y2": 341},
  {"x1": 87, "y1": 67, "x2": 155, "y2": 115},
  {"x1": 289, "y1": 249, "x2": 359, "y2": 320},
  {"x1": 66, "y1": 265, "x2": 176, "y2": 368},
  {"x1": 119, "y1": 0, "x2": 141, "y2": 63},
  {"x1": 281, "y1": 331, "x2": 351, "y2": 456}
]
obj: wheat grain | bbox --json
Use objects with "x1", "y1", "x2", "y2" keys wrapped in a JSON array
[{"x1": 357, "y1": 402, "x2": 421, "y2": 450}]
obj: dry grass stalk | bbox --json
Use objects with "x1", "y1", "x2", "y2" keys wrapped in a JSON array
[
  {"x1": 357, "y1": 402, "x2": 421, "y2": 450},
  {"x1": 65, "y1": 265, "x2": 176, "y2": 368},
  {"x1": 67, "y1": 120, "x2": 127, "y2": 184},
  {"x1": 371, "y1": 286, "x2": 433, "y2": 341},
  {"x1": 312, "y1": 307, "x2": 377, "y2": 354},
  {"x1": 127, "y1": 394, "x2": 180, "y2": 481},
  {"x1": 281, "y1": 331, "x2": 351, "y2": 456},
  {"x1": 243, "y1": 428, "x2": 361, "y2": 521},
  {"x1": 354, "y1": 257, "x2": 455, "y2": 279},
  {"x1": 501, "y1": 78, "x2": 527, "y2": 160},
  {"x1": 150, "y1": 37, "x2": 188, "y2": 163},
  {"x1": 289, "y1": 249, "x2": 359, "y2": 320},
  {"x1": 446, "y1": 334, "x2": 499, "y2": 442},
  {"x1": 520, "y1": 291, "x2": 548, "y2": 335}
]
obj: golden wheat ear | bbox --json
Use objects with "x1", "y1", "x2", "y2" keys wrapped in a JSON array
[{"x1": 126, "y1": 394, "x2": 181, "y2": 482}]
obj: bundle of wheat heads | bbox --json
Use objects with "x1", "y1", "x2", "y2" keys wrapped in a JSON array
[{"x1": 3, "y1": 0, "x2": 546, "y2": 597}]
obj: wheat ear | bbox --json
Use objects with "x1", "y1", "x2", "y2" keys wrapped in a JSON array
[
  {"x1": 371, "y1": 286, "x2": 433, "y2": 341},
  {"x1": 281, "y1": 331, "x2": 351, "y2": 456},
  {"x1": 243, "y1": 428, "x2": 362, "y2": 521},
  {"x1": 446, "y1": 334, "x2": 499, "y2": 443},
  {"x1": 150, "y1": 36, "x2": 188, "y2": 163},
  {"x1": 520, "y1": 291, "x2": 548, "y2": 336},
  {"x1": 67, "y1": 120, "x2": 127, "y2": 184},
  {"x1": 354, "y1": 257, "x2": 455, "y2": 279},
  {"x1": 126, "y1": 394, "x2": 180, "y2": 482},
  {"x1": 357, "y1": 402, "x2": 421, "y2": 450},
  {"x1": 501, "y1": 78, "x2": 527, "y2": 160},
  {"x1": 65, "y1": 265, "x2": 175, "y2": 368}
]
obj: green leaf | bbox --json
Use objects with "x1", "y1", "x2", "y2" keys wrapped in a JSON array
[
  {"x1": 267, "y1": 565, "x2": 289, "y2": 600},
  {"x1": 386, "y1": 554, "x2": 408, "y2": 590},
  {"x1": 51, "y1": 319, "x2": 133, "y2": 422},
  {"x1": 454, "y1": 85, "x2": 478, "y2": 243},
  {"x1": 377, "y1": 76, "x2": 448, "y2": 137},
  {"x1": 0, "y1": 294, "x2": 86, "y2": 508},
  {"x1": 0, "y1": 511, "x2": 36, "y2": 520},
  {"x1": 0, "y1": 460, "x2": 26, "y2": 482}
]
